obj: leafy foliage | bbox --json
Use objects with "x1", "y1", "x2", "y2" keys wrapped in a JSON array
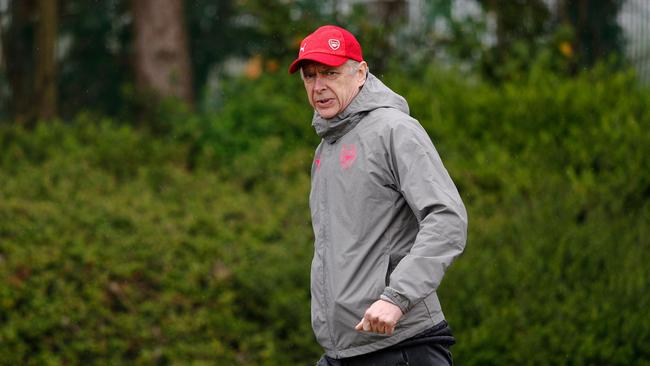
[
  {"x1": 1, "y1": 64, "x2": 649, "y2": 365},
  {"x1": 387, "y1": 64, "x2": 650, "y2": 365}
]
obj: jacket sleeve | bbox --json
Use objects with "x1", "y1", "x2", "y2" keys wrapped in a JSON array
[{"x1": 380, "y1": 119, "x2": 468, "y2": 314}]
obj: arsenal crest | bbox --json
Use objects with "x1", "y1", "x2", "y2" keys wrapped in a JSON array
[
  {"x1": 328, "y1": 39, "x2": 341, "y2": 51},
  {"x1": 314, "y1": 155, "x2": 321, "y2": 172},
  {"x1": 339, "y1": 144, "x2": 357, "y2": 169}
]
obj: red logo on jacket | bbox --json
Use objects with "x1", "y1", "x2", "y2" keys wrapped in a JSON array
[
  {"x1": 314, "y1": 155, "x2": 321, "y2": 172},
  {"x1": 339, "y1": 144, "x2": 357, "y2": 169}
]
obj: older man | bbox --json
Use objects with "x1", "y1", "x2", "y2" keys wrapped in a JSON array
[{"x1": 289, "y1": 25, "x2": 468, "y2": 366}]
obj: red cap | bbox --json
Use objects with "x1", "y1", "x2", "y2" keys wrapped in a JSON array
[{"x1": 288, "y1": 25, "x2": 364, "y2": 74}]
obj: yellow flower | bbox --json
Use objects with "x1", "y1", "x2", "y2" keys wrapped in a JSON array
[{"x1": 559, "y1": 41, "x2": 573, "y2": 57}]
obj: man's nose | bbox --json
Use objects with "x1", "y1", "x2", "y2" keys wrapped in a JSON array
[{"x1": 313, "y1": 75, "x2": 327, "y2": 90}]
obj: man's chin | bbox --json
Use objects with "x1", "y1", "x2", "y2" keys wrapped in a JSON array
[{"x1": 317, "y1": 109, "x2": 338, "y2": 119}]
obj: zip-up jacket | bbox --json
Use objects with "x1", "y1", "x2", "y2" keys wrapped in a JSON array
[{"x1": 309, "y1": 73, "x2": 468, "y2": 358}]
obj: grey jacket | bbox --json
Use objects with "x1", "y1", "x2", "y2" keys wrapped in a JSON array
[{"x1": 309, "y1": 73, "x2": 468, "y2": 359}]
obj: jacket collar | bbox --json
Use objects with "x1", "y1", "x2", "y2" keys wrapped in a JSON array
[{"x1": 311, "y1": 73, "x2": 409, "y2": 144}]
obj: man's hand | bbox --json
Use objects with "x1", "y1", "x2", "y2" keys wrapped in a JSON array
[{"x1": 354, "y1": 299, "x2": 403, "y2": 336}]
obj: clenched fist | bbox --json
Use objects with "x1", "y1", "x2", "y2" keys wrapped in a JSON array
[{"x1": 354, "y1": 299, "x2": 403, "y2": 336}]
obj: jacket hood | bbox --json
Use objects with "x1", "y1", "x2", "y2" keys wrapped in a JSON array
[{"x1": 312, "y1": 72, "x2": 410, "y2": 144}]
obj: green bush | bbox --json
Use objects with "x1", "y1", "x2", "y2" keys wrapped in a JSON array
[
  {"x1": 0, "y1": 118, "x2": 319, "y2": 365},
  {"x1": 1, "y1": 65, "x2": 649, "y2": 365},
  {"x1": 387, "y1": 64, "x2": 650, "y2": 365}
]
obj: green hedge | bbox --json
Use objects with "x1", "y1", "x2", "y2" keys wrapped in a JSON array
[
  {"x1": 1, "y1": 65, "x2": 649, "y2": 365},
  {"x1": 388, "y1": 66, "x2": 650, "y2": 365}
]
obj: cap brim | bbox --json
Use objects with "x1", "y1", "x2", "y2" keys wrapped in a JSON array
[{"x1": 288, "y1": 53, "x2": 349, "y2": 74}]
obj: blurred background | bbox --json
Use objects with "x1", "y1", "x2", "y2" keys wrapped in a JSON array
[{"x1": 0, "y1": 0, "x2": 649, "y2": 365}]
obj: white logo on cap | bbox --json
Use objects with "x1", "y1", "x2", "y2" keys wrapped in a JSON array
[
  {"x1": 300, "y1": 42, "x2": 307, "y2": 53},
  {"x1": 328, "y1": 39, "x2": 340, "y2": 51}
]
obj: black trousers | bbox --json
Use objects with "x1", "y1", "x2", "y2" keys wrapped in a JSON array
[{"x1": 317, "y1": 321, "x2": 454, "y2": 366}]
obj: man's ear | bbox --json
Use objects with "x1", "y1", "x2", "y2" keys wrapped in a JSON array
[{"x1": 356, "y1": 61, "x2": 369, "y2": 86}]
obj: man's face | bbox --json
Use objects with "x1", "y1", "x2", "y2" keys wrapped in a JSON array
[{"x1": 301, "y1": 61, "x2": 367, "y2": 119}]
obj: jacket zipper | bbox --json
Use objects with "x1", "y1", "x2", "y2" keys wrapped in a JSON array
[{"x1": 320, "y1": 142, "x2": 338, "y2": 354}]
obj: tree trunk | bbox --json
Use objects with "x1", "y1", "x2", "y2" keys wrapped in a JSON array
[
  {"x1": 0, "y1": 10, "x2": 4, "y2": 71},
  {"x1": 132, "y1": 0, "x2": 193, "y2": 104},
  {"x1": 4, "y1": 0, "x2": 36, "y2": 123},
  {"x1": 34, "y1": 0, "x2": 58, "y2": 120}
]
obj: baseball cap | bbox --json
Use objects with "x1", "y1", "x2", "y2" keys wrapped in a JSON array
[{"x1": 288, "y1": 25, "x2": 364, "y2": 74}]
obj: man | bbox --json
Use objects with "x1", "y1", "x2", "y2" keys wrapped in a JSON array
[{"x1": 289, "y1": 25, "x2": 468, "y2": 365}]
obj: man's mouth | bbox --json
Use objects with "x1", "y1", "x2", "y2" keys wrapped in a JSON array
[{"x1": 316, "y1": 98, "x2": 334, "y2": 107}]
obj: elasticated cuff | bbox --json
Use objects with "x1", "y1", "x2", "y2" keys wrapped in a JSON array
[{"x1": 381, "y1": 287, "x2": 410, "y2": 314}]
